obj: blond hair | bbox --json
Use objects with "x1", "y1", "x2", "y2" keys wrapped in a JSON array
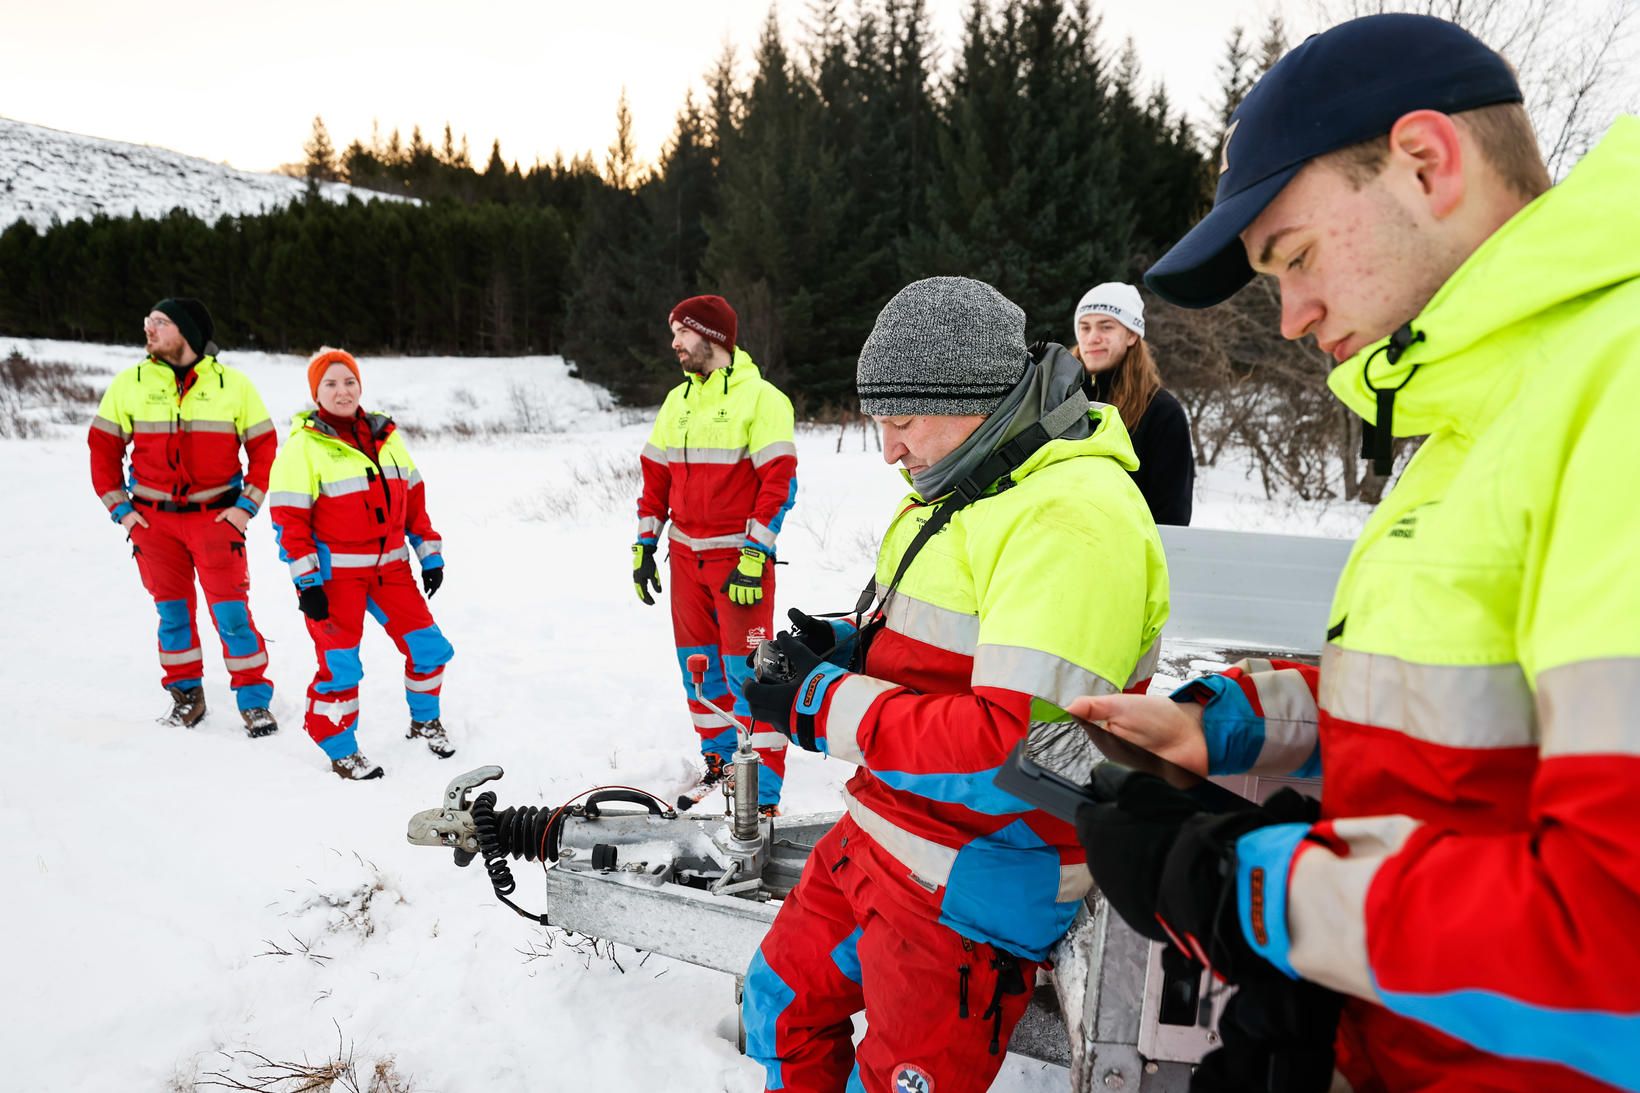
[{"x1": 1319, "y1": 102, "x2": 1550, "y2": 200}]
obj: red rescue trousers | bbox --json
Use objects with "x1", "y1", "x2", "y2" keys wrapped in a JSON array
[
  {"x1": 128, "y1": 509, "x2": 272, "y2": 711},
  {"x1": 301, "y1": 560, "x2": 453, "y2": 760},
  {"x1": 668, "y1": 542, "x2": 787, "y2": 805},
  {"x1": 743, "y1": 815, "x2": 1040, "y2": 1092}
]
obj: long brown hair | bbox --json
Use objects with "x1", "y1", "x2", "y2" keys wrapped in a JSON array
[{"x1": 1072, "y1": 337, "x2": 1163, "y2": 430}]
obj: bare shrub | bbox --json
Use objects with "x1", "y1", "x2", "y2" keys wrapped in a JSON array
[
  {"x1": 198, "y1": 1023, "x2": 413, "y2": 1093},
  {"x1": 525, "y1": 454, "x2": 644, "y2": 521},
  {"x1": 0, "y1": 350, "x2": 104, "y2": 437}
]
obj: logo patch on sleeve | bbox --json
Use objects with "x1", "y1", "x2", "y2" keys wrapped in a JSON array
[{"x1": 894, "y1": 1064, "x2": 933, "y2": 1093}]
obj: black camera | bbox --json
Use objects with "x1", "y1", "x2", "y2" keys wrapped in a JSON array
[{"x1": 752, "y1": 639, "x2": 796, "y2": 684}]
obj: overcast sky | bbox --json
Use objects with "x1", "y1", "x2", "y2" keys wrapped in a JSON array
[{"x1": 0, "y1": 0, "x2": 1308, "y2": 172}]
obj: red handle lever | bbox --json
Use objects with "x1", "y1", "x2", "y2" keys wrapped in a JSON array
[{"x1": 686, "y1": 653, "x2": 709, "y2": 683}]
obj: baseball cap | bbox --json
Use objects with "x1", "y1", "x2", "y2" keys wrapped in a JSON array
[{"x1": 1144, "y1": 14, "x2": 1523, "y2": 308}]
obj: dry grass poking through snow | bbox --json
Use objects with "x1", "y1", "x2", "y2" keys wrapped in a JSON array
[
  {"x1": 195, "y1": 1022, "x2": 414, "y2": 1092},
  {"x1": 0, "y1": 350, "x2": 102, "y2": 437}
]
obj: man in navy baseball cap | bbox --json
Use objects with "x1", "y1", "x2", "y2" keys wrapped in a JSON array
[
  {"x1": 1076, "y1": 10, "x2": 1640, "y2": 1093},
  {"x1": 1147, "y1": 13, "x2": 1528, "y2": 310}
]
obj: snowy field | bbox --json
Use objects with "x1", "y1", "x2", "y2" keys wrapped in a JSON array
[{"x1": 1, "y1": 338, "x2": 1370, "y2": 1092}]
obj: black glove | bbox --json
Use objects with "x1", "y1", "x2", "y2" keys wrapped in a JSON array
[
  {"x1": 633, "y1": 543, "x2": 662, "y2": 605},
  {"x1": 1077, "y1": 775, "x2": 1319, "y2": 984},
  {"x1": 298, "y1": 584, "x2": 330, "y2": 621},
  {"x1": 741, "y1": 631, "x2": 831, "y2": 749},
  {"x1": 1191, "y1": 975, "x2": 1343, "y2": 1093},
  {"x1": 785, "y1": 607, "x2": 859, "y2": 666},
  {"x1": 422, "y1": 566, "x2": 444, "y2": 597}
]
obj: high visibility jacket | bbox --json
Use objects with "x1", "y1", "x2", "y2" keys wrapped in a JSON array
[
  {"x1": 88, "y1": 355, "x2": 276, "y2": 520},
  {"x1": 267, "y1": 411, "x2": 442, "y2": 587},
  {"x1": 1198, "y1": 117, "x2": 1640, "y2": 1092},
  {"x1": 637, "y1": 351, "x2": 797, "y2": 555},
  {"x1": 818, "y1": 407, "x2": 1169, "y2": 960}
]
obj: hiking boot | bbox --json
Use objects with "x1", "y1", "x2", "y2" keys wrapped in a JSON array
[
  {"x1": 159, "y1": 686, "x2": 207, "y2": 728},
  {"x1": 407, "y1": 718, "x2": 455, "y2": 758},
  {"x1": 677, "y1": 752, "x2": 733, "y2": 810},
  {"x1": 241, "y1": 707, "x2": 279, "y2": 738},
  {"x1": 758, "y1": 803, "x2": 783, "y2": 820},
  {"x1": 331, "y1": 753, "x2": 385, "y2": 781}
]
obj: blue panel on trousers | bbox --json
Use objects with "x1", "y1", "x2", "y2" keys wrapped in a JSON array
[
  {"x1": 155, "y1": 598, "x2": 193, "y2": 652},
  {"x1": 831, "y1": 926, "x2": 863, "y2": 985},
  {"x1": 676, "y1": 644, "x2": 727, "y2": 696},
  {"x1": 365, "y1": 596, "x2": 389, "y2": 626},
  {"x1": 406, "y1": 689, "x2": 441, "y2": 722},
  {"x1": 209, "y1": 600, "x2": 261, "y2": 656},
  {"x1": 402, "y1": 625, "x2": 455, "y2": 673},
  {"x1": 743, "y1": 949, "x2": 797, "y2": 1090},
  {"x1": 315, "y1": 646, "x2": 364, "y2": 694},
  {"x1": 940, "y1": 819, "x2": 1076, "y2": 962},
  {"x1": 318, "y1": 727, "x2": 360, "y2": 760},
  {"x1": 235, "y1": 683, "x2": 274, "y2": 710}
]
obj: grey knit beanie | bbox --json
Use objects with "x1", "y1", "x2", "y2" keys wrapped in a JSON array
[{"x1": 857, "y1": 276, "x2": 1029, "y2": 416}]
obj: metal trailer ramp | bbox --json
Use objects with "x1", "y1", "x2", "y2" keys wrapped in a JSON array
[{"x1": 409, "y1": 526, "x2": 1351, "y2": 1090}]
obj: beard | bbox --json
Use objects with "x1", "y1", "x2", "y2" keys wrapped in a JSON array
[{"x1": 679, "y1": 341, "x2": 713, "y2": 374}]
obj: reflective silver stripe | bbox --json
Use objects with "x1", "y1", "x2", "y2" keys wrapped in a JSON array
[
  {"x1": 641, "y1": 442, "x2": 667, "y2": 463},
  {"x1": 268, "y1": 491, "x2": 314, "y2": 510},
  {"x1": 747, "y1": 521, "x2": 777, "y2": 548},
  {"x1": 242, "y1": 418, "x2": 275, "y2": 440},
  {"x1": 691, "y1": 711, "x2": 737, "y2": 730},
  {"x1": 1320, "y1": 644, "x2": 1535, "y2": 749},
  {"x1": 972, "y1": 644, "x2": 1119, "y2": 708},
  {"x1": 91, "y1": 415, "x2": 129, "y2": 438},
  {"x1": 187, "y1": 483, "x2": 235, "y2": 501},
  {"x1": 1059, "y1": 863, "x2": 1094, "y2": 902},
  {"x1": 638, "y1": 516, "x2": 663, "y2": 537},
  {"x1": 408, "y1": 469, "x2": 424, "y2": 489},
  {"x1": 884, "y1": 591, "x2": 979, "y2": 656},
  {"x1": 664, "y1": 445, "x2": 748, "y2": 465},
  {"x1": 288, "y1": 554, "x2": 320, "y2": 578},
  {"x1": 842, "y1": 785, "x2": 957, "y2": 888},
  {"x1": 843, "y1": 785, "x2": 1087, "y2": 901},
  {"x1": 1287, "y1": 814, "x2": 1420, "y2": 1002},
  {"x1": 330, "y1": 547, "x2": 410, "y2": 567},
  {"x1": 1241, "y1": 660, "x2": 1321, "y2": 774},
  {"x1": 1537, "y1": 658, "x2": 1640, "y2": 757},
  {"x1": 380, "y1": 463, "x2": 410, "y2": 481},
  {"x1": 180, "y1": 419, "x2": 237, "y2": 434},
  {"x1": 224, "y1": 651, "x2": 268, "y2": 671},
  {"x1": 100, "y1": 489, "x2": 130, "y2": 509},
  {"x1": 132, "y1": 481, "x2": 236, "y2": 503},
  {"x1": 749, "y1": 731, "x2": 790, "y2": 750},
  {"x1": 822, "y1": 674, "x2": 900, "y2": 765},
  {"x1": 240, "y1": 485, "x2": 265, "y2": 506},
  {"x1": 414, "y1": 539, "x2": 443, "y2": 560},
  {"x1": 131, "y1": 483, "x2": 171, "y2": 500},
  {"x1": 668, "y1": 527, "x2": 745, "y2": 551},
  {"x1": 310, "y1": 696, "x2": 361, "y2": 721},
  {"x1": 158, "y1": 647, "x2": 202, "y2": 666},
  {"x1": 405, "y1": 672, "x2": 444, "y2": 693},
  {"x1": 1124, "y1": 637, "x2": 1161, "y2": 690},
  {"x1": 750, "y1": 440, "x2": 797, "y2": 467},
  {"x1": 318, "y1": 475, "x2": 371, "y2": 497},
  {"x1": 131, "y1": 420, "x2": 177, "y2": 434}
]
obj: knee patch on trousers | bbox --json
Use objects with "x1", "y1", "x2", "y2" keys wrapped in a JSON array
[
  {"x1": 403, "y1": 625, "x2": 454, "y2": 673},
  {"x1": 156, "y1": 598, "x2": 193, "y2": 652},
  {"x1": 209, "y1": 600, "x2": 260, "y2": 656},
  {"x1": 317, "y1": 646, "x2": 364, "y2": 694}
]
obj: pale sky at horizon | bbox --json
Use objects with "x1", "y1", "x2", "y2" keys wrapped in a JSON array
[{"x1": 1, "y1": 0, "x2": 1301, "y2": 174}]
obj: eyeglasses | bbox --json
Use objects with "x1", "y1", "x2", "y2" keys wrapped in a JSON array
[{"x1": 143, "y1": 314, "x2": 175, "y2": 330}]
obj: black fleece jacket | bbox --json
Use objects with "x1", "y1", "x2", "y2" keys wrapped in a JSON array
[{"x1": 1086, "y1": 372, "x2": 1194, "y2": 526}]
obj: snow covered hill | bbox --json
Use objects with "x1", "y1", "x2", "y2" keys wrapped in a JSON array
[
  {"x1": 1, "y1": 339, "x2": 1368, "y2": 1092},
  {"x1": 0, "y1": 116, "x2": 409, "y2": 231}
]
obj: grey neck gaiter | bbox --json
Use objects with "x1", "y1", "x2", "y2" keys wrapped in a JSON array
[{"x1": 910, "y1": 344, "x2": 1092, "y2": 501}]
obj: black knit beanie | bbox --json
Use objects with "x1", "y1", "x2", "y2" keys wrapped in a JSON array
[{"x1": 152, "y1": 297, "x2": 214, "y2": 357}]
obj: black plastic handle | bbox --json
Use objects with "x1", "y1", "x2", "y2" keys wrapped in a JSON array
[{"x1": 582, "y1": 788, "x2": 669, "y2": 818}]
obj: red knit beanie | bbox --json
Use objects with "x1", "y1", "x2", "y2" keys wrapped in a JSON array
[
  {"x1": 668, "y1": 295, "x2": 737, "y2": 351},
  {"x1": 307, "y1": 347, "x2": 361, "y2": 400}
]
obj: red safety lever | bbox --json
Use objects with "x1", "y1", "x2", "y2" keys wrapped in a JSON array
[{"x1": 687, "y1": 653, "x2": 709, "y2": 686}]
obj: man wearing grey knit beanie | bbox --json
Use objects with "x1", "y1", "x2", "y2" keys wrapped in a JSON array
[{"x1": 739, "y1": 276, "x2": 1171, "y2": 1092}]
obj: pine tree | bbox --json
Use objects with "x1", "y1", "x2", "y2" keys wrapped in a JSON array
[
  {"x1": 606, "y1": 89, "x2": 641, "y2": 192},
  {"x1": 303, "y1": 116, "x2": 339, "y2": 183},
  {"x1": 1256, "y1": 13, "x2": 1287, "y2": 74},
  {"x1": 1213, "y1": 26, "x2": 1255, "y2": 151}
]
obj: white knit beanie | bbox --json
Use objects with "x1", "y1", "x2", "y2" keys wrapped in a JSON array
[{"x1": 1073, "y1": 282, "x2": 1145, "y2": 338}]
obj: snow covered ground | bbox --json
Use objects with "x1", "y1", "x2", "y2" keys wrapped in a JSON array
[
  {"x1": 0, "y1": 338, "x2": 1370, "y2": 1092},
  {"x1": 0, "y1": 116, "x2": 409, "y2": 231}
]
